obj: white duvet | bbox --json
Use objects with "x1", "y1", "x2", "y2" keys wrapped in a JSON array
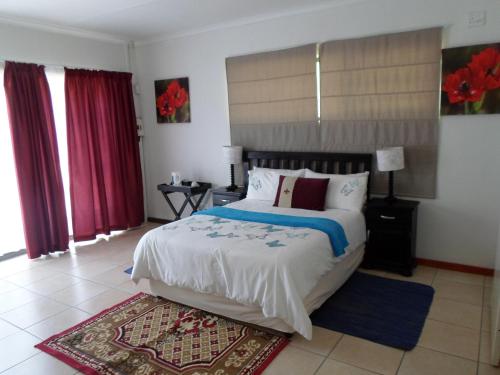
[{"x1": 132, "y1": 199, "x2": 365, "y2": 339}]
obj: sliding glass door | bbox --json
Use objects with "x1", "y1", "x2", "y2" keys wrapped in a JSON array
[
  {"x1": 0, "y1": 66, "x2": 73, "y2": 258},
  {"x1": 0, "y1": 66, "x2": 26, "y2": 256},
  {"x1": 46, "y1": 68, "x2": 73, "y2": 236}
]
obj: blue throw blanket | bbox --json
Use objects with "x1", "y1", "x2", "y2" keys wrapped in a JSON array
[{"x1": 194, "y1": 207, "x2": 349, "y2": 257}]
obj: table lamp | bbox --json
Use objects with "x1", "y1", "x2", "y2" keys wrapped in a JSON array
[
  {"x1": 222, "y1": 145, "x2": 242, "y2": 191},
  {"x1": 376, "y1": 146, "x2": 405, "y2": 202}
]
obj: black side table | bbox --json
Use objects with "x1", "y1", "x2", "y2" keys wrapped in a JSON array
[
  {"x1": 157, "y1": 181, "x2": 211, "y2": 221},
  {"x1": 363, "y1": 198, "x2": 419, "y2": 276}
]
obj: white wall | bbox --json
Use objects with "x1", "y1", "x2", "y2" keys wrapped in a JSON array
[
  {"x1": 135, "y1": 0, "x2": 500, "y2": 268},
  {"x1": 0, "y1": 22, "x2": 128, "y2": 71}
]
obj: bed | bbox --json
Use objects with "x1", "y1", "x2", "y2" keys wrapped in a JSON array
[{"x1": 132, "y1": 151, "x2": 372, "y2": 340}]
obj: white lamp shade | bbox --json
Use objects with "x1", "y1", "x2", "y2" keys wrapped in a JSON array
[
  {"x1": 222, "y1": 145, "x2": 243, "y2": 165},
  {"x1": 376, "y1": 147, "x2": 405, "y2": 172}
]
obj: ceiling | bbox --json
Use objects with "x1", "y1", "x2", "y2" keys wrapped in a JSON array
[{"x1": 0, "y1": 0, "x2": 354, "y2": 42}]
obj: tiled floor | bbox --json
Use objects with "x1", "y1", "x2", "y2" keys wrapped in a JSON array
[{"x1": 0, "y1": 222, "x2": 498, "y2": 374}]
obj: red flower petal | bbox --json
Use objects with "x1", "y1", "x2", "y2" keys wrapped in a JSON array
[
  {"x1": 166, "y1": 80, "x2": 188, "y2": 108},
  {"x1": 469, "y1": 47, "x2": 500, "y2": 90},
  {"x1": 442, "y1": 66, "x2": 486, "y2": 104}
]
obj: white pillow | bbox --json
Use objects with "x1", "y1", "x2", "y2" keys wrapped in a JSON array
[
  {"x1": 304, "y1": 169, "x2": 369, "y2": 211},
  {"x1": 247, "y1": 168, "x2": 305, "y2": 201}
]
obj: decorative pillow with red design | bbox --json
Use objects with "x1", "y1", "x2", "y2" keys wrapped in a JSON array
[{"x1": 273, "y1": 176, "x2": 330, "y2": 211}]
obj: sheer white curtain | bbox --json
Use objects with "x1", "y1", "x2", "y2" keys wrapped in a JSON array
[{"x1": 0, "y1": 65, "x2": 26, "y2": 255}]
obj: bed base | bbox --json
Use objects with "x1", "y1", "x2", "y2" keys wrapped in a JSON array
[{"x1": 148, "y1": 245, "x2": 364, "y2": 337}]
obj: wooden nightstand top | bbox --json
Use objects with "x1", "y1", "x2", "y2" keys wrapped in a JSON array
[
  {"x1": 212, "y1": 186, "x2": 247, "y2": 198},
  {"x1": 367, "y1": 198, "x2": 420, "y2": 210}
]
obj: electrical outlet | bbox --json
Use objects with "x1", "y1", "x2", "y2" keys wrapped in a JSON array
[{"x1": 467, "y1": 11, "x2": 487, "y2": 27}]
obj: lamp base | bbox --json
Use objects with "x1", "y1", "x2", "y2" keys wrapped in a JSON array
[
  {"x1": 385, "y1": 170, "x2": 398, "y2": 203},
  {"x1": 226, "y1": 164, "x2": 237, "y2": 192}
]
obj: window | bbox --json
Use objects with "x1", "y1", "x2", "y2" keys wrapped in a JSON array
[
  {"x1": 226, "y1": 44, "x2": 319, "y2": 151},
  {"x1": 0, "y1": 67, "x2": 73, "y2": 257},
  {"x1": 46, "y1": 68, "x2": 73, "y2": 235},
  {"x1": 319, "y1": 28, "x2": 441, "y2": 197},
  {"x1": 226, "y1": 28, "x2": 441, "y2": 197},
  {"x1": 0, "y1": 65, "x2": 25, "y2": 256}
]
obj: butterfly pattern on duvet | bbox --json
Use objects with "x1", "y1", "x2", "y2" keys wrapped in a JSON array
[
  {"x1": 189, "y1": 225, "x2": 222, "y2": 232},
  {"x1": 174, "y1": 216, "x2": 312, "y2": 249},
  {"x1": 206, "y1": 232, "x2": 240, "y2": 239}
]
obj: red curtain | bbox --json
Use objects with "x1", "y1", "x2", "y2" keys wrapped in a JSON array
[
  {"x1": 3, "y1": 62, "x2": 69, "y2": 259},
  {"x1": 65, "y1": 69, "x2": 144, "y2": 241}
]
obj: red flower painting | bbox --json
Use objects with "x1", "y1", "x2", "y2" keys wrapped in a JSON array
[
  {"x1": 166, "y1": 80, "x2": 188, "y2": 108},
  {"x1": 469, "y1": 47, "x2": 500, "y2": 90},
  {"x1": 156, "y1": 91, "x2": 176, "y2": 117},
  {"x1": 441, "y1": 43, "x2": 500, "y2": 115},
  {"x1": 155, "y1": 77, "x2": 191, "y2": 123},
  {"x1": 442, "y1": 66, "x2": 486, "y2": 104}
]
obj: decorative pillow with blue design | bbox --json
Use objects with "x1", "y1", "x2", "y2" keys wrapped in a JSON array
[
  {"x1": 305, "y1": 169, "x2": 369, "y2": 212},
  {"x1": 247, "y1": 167, "x2": 305, "y2": 201}
]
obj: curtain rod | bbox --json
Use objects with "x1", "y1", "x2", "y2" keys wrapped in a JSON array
[{"x1": 0, "y1": 58, "x2": 129, "y2": 72}]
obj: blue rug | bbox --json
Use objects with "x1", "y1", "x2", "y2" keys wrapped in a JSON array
[
  {"x1": 124, "y1": 267, "x2": 133, "y2": 275},
  {"x1": 311, "y1": 271, "x2": 434, "y2": 350}
]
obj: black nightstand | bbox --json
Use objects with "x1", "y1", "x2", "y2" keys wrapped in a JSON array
[
  {"x1": 363, "y1": 198, "x2": 419, "y2": 276},
  {"x1": 212, "y1": 187, "x2": 246, "y2": 207}
]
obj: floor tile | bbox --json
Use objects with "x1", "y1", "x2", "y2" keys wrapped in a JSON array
[
  {"x1": 76, "y1": 289, "x2": 131, "y2": 314},
  {"x1": 0, "y1": 352, "x2": 75, "y2": 375},
  {"x1": 428, "y1": 297, "x2": 482, "y2": 330},
  {"x1": 262, "y1": 345, "x2": 324, "y2": 375},
  {"x1": 0, "y1": 279, "x2": 19, "y2": 294},
  {"x1": 480, "y1": 331, "x2": 492, "y2": 364},
  {"x1": 483, "y1": 307, "x2": 491, "y2": 333},
  {"x1": 330, "y1": 335, "x2": 403, "y2": 375},
  {"x1": 47, "y1": 253, "x2": 93, "y2": 270},
  {"x1": 116, "y1": 279, "x2": 151, "y2": 294},
  {"x1": 1, "y1": 298, "x2": 68, "y2": 329},
  {"x1": 316, "y1": 358, "x2": 378, "y2": 375},
  {"x1": 49, "y1": 280, "x2": 109, "y2": 306},
  {"x1": 0, "y1": 331, "x2": 40, "y2": 372},
  {"x1": 357, "y1": 268, "x2": 387, "y2": 277},
  {"x1": 435, "y1": 269, "x2": 484, "y2": 286},
  {"x1": 13, "y1": 224, "x2": 489, "y2": 374},
  {"x1": 65, "y1": 259, "x2": 118, "y2": 279},
  {"x1": 26, "y1": 308, "x2": 91, "y2": 339},
  {"x1": 0, "y1": 257, "x2": 35, "y2": 278},
  {"x1": 0, "y1": 319, "x2": 22, "y2": 340},
  {"x1": 398, "y1": 346, "x2": 476, "y2": 375},
  {"x1": 384, "y1": 265, "x2": 436, "y2": 285},
  {"x1": 484, "y1": 276, "x2": 493, "y2": 287},
  {"x1": 478, "y1": 363, "x2": 500, "y2": 374},
  {"x1": 484, "y1": 287, "x2": 492, "y2": 307},
  {"x1": 5, "y1": 265, "x2": 59, "y2": 287},
  {"x1": 418, "y1": 319, "x2": 480, "y2": 360},
  {"x1": 0, "y1": 288, "x2": 42, "y2": 314},
  {"x1": 23, "y1": 274, "x2": 82, "y2": 296},
  {"x1": 89, "y1": 265, "x2": 132, "y2": 286},
  {"x1": 105, "y1": 251, "x2": 134, "y2": 266},
  {"x1": 432, "y1": 278, "x2": 483, "y2": 306},
  {"x1": 290, "y1": 326, "x2": 342, "y2": 356}
]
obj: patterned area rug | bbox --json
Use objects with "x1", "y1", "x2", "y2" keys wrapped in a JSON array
[{"x1": 36, "y1": 293, "x2": 288, "y2": 375}]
